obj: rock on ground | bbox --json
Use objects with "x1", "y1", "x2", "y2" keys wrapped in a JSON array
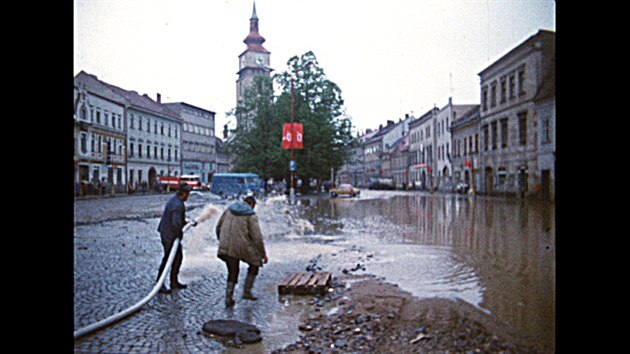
[{"x1": 272, "y1": 275, "x2": 548, "y2": 353}]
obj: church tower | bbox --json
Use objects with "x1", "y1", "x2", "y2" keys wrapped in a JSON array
[{"x1": 236, "y1": 1, "x2": 272, "y2": 124}]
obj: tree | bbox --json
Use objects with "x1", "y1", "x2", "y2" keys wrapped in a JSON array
[
  {"x1": 225, "y1": 75, "x2": 287, "y2": 181},
  {"x1": 275, "y1": 51, "x2": 355, "y2": 192}
]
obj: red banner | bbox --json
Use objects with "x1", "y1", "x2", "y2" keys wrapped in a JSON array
[{"x1": 282, "y1": 123, "x2": 304, "y2": 149}]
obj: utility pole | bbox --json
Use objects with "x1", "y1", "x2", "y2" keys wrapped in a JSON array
[{"x1": 289, "y1": 79, "x2": 296, "y2": 205}]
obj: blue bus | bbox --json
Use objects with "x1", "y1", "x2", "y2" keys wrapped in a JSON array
[{"x1": 211, "y1": 173, "x2": 264, "y2": 198}]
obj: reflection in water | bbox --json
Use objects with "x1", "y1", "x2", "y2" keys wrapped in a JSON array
[{"x1": 299, "y1": 192, "x2": 555, "y2": 352}]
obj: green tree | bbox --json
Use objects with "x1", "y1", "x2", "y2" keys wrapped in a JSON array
[
  {"x1": 225, "y1": 75, "x2": 287, "y2": 181},
  {"x1": 275, "y1": 51, "x2": 355, "y2": 192}
]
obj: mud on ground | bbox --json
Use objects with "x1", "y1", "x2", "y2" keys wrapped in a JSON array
[{"x1": 271, "y1": 274, "x2": 548, "y2": 353}]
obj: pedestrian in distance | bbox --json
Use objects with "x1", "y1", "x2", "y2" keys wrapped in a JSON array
[
  {"x1": 156, "y1": 182, "x2": 196, "y2": 294},
  {"x1": 215, "y1": 195, "x2": 268, "y2": 307}
]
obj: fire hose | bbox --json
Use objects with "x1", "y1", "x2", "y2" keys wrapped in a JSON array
[{"x1": 73, "y1": 220, "x2": 197, "y2": 339}]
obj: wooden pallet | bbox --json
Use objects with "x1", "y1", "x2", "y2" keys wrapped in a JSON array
[{"x1": 277, "y1": 272, "x2": 332, "y2": 295}]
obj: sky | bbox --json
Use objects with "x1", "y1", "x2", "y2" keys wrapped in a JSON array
[{"x1": 74, "y1": 0, "x2": 555, "y2": 135}]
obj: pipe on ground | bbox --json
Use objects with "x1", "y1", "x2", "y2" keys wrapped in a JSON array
[{"x1": 73, "y1": 221, "x2": 196, "y2": 339}]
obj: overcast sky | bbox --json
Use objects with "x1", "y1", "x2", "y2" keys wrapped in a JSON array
[{"x1": 74, "y1": 0, "x2": 555, "y2": 134}]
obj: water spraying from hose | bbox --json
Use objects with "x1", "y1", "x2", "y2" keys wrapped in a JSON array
[{"x1": 74, "y1": 203, "x2": 221, "y2": 340}]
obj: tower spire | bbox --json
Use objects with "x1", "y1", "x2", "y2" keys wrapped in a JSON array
[
  {"x1": 243, "y1": 0, "x2": 268, "y2": 53},
  {"x1": 252, "y1": 1, "x2": 258, "y2": 20}
]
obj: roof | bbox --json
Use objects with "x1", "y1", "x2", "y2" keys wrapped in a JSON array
[
  {"x1": 450, "y1": 107, "x2": 480, "y2": 130},
  {"x1": 75, "y1": 70, "x2": 180, "y2": 121},
  {"x1": 163, "y1": 102, "x2": 216, "y2": 116},
  {"x1": 409, "y1": 107, "x2": 439, "y2": 128},
  {"x1": 479, "y1": 29, "x2": 555, "y2": 77}
]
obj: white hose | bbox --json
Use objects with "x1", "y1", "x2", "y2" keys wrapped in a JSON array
[{"x1": 74, "y1": 221, "x2": 195, "y2": 339}]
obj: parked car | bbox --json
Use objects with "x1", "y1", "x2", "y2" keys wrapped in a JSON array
[
  {"x1": 330, "y1": 184, "x2": 361, "y2": 198},
  {"x1": 368, "y1": 177, "x2": 396, "y2": 190}
]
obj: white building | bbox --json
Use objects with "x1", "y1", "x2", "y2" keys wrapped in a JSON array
[
  {"x1": 435, "y1": 98, "x2": 479, "y2": 191},
  {"x1": 74, "y1": 72, "x2": 127, "y2": 195},
  {"x1": 74, "y1": 71, "x2": 182, "y2": 192}
]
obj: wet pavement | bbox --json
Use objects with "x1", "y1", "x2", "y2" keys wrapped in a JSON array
[{"x1": 74, "y1": 190, "x2": 555, "y2": 353}]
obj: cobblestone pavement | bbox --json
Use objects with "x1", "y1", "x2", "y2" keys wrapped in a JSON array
[{"x1": 73, "y1": 193, "x2": 340, "y2": 353}]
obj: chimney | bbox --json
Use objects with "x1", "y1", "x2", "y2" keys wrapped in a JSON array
[{"x1": 157, "y1": 93, "x2": 161, "y2": 103}]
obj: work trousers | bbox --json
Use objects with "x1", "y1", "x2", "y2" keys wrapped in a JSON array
[
  {"x1": 219, "y1": 254, "x2": 259, "y2": 284},
  {"x1": 157, "y1": 237, "x2": 183, "y2": 285}
]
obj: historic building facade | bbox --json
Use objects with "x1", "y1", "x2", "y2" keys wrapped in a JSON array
[
  {"x1": 74, "y1": 72, "x2": 127, "y2": 195},
  {"x1": 435, "y1": 98, "x2": 478, "y2": 191},
  {"x1": 163, "y1": 102, "x2": 217, "y2": 185},
  {"x1": 74, "y1": 71, "x2": 183, "y2": 192},
  {"x1": 477, "y1": 29, "x2": 555, "y2": 197},
  {"x1": 408, "y1": 107, "x2": 438, "y2": 190},
  {"x1": 450, "y1": 106, "x2": 481, "y2": 191}
]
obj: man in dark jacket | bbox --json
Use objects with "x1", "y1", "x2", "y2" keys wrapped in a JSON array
[
  {"x1": 156, "y1": 182, "x2": 193, "y2": 293},
  {"x1": 215, "y1": 196, "x2": 268, "y2": 307}
]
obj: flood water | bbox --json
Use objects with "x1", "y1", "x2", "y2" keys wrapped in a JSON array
[
  {"x1": 296, "y1": 190, "x2": 555, "y2": 351},
  {"x1": 74, "y1": 190, "x2": 554, "y2": 352}
]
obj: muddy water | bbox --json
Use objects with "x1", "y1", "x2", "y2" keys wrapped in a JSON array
[
  {"x1": 75, "y1": 192, "x2": 553, "y2": 351},
  {"x1": 296, "y1": 190, "x2": 555, "y2": 351}
]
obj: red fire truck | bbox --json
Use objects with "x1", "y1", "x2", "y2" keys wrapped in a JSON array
[{"x1": 158, "y1": 175, "x2": 207, "y2": 191}]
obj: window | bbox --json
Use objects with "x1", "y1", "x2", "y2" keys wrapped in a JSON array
[
  {"x1": 517, "y1": 65, "x2": 526, "y2": 96},
  {"x1": 509, "y1": 73, "x2": 516, "y2": 99},
  {"x1": 96, "y1": 109, "x2": 101, "y2": 124},
  {"x1": 80, "y1": 133, "x2": 87, "y2": 154},
  {"x1": 80, "y1": 106, "x2": 87, "y2": 120},
  {"x1": 475, "y1": 134, "x2": 479, "y2": 153},
  {"x1": 482, "y1": 125, "x2": 489, "y2": 151},
  {"x1": 161, "y1": 124, "x2": 164, "y2": 136},
  {"x1": 490, "y1": 82, "x2": 497, "y2": 108},
  {"x1": 541, "y1": 113, "x2": 551, "y2": 144},
  {"x1": 138, "y1": 144, "x2": 142, "y2": 158},
  {"x1": 129, "y1": 143, "x2": 134, "y2": 157},
  {"x1": 518, "y1": 112, "x2": 527, "y2": 145},
  {"x1": 154, "y1": 146, "x2": 158, "y2": 159},
  {"x1": 130, "y1": 114, "x2": 134, "y2": 129},
  {"x1": 500, "y1": 118, "x2": 508, "y2": 148},
  {"x1": 491, "y1": 121, "x2": 498, "y2": 150},
  {"x1": 91, "y1": 135, "x2": 95, "y2": 152},
  {"x1": 104, "y1": 111, "x2": 109, "y2": 126},
  {"x1": 500, "y1": 77, "x2": 507, "y2": 104},
  {"x1": 147, "y1": 145, "x2": 151, "y2": 158},
  {"x1": 481, "y1": 86, "x2": 488, "y2": 111},
  {"x1": 139, "y1": 116, "x2": 143, "y2": 131}
]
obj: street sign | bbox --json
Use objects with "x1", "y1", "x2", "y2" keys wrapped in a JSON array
[{"x1": 290, "y1": 160, "x2": 297, "y2": 171}]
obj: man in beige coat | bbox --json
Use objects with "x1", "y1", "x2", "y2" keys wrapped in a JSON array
[{"x1": 216, "y1": 196, "x2": 268, "y2": 307}]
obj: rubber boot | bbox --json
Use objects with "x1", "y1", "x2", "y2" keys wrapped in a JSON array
[
  {"x1": 225, "y1": 281, "x2": 236, "y2": 308},
  {"x1": 243, "y1": 274, "x2": 258, "y2": 301}
]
